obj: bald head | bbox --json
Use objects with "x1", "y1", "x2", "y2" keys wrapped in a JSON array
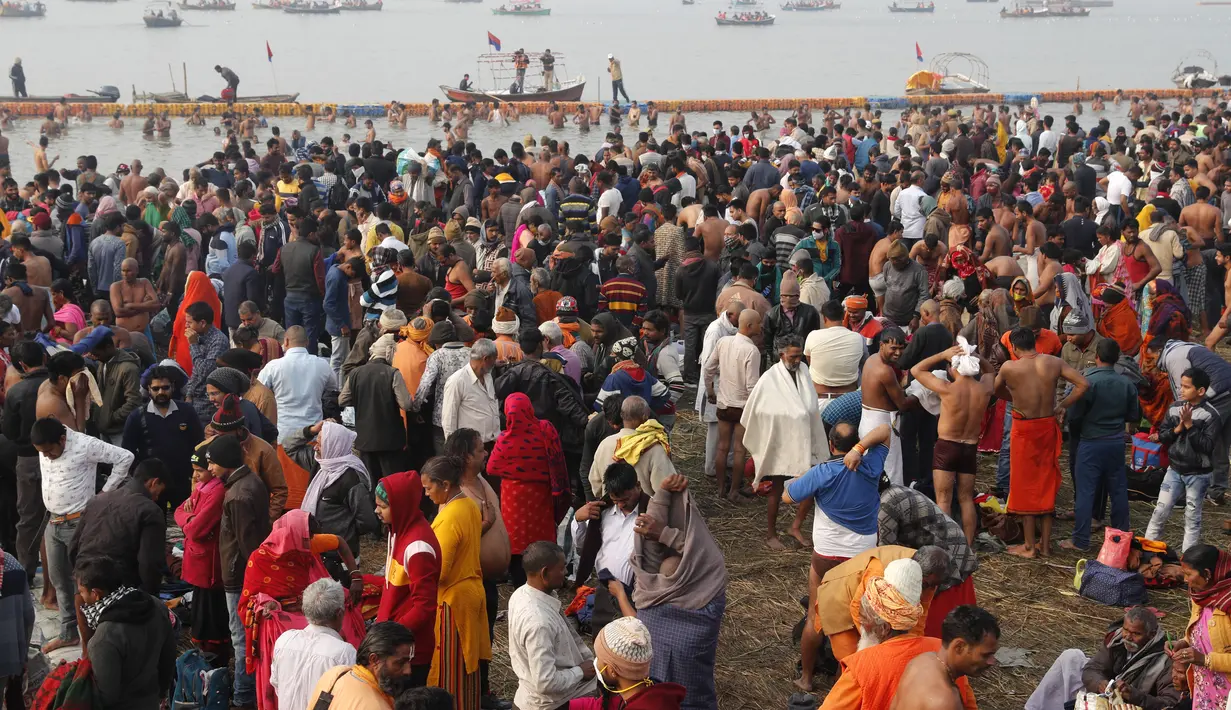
[
  {"x1": 919, "y1": 299, "x2": 938, "y2": 323},
  {"x1": 737, "y1": 308, "x2": 761, "y2": 336},
  {"x1": 513, "y1": 248, "x2": 535, "y2": 270},
  {"x1": 120, "y1": 258, "x2": 139, "y2": 282},
  {"x1": 284, "y1": 325, "x2": 308, "y2": 348},
  {"x1": 723, "y1": 300, "x2": 745, "y2": 326}
]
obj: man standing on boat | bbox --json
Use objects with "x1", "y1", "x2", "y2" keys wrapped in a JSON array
[
  {"x1": 608, "y1": 54, "x2": 629, "y2": 103},
  {"x1": 541, "y1": 49, "x2": 555, "y2": 91},
  {"x1": 214, "y1": 65, "x2": 239, "y2": 101},
  {"x1": 514, "y1": 49, "x2": 530, "y2": 91},
  {"x1": 9, "y1": 58, "x2": 26, "y2": 98}
]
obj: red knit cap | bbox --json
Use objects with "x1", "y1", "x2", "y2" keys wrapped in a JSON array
[{"x1": 211, "y1": 394, "x2": 245, "y2": 432}]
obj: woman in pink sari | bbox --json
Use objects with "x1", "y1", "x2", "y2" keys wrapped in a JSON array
[
  {"x1": 50, "y1": 279, "x2": 85, "y2": 344},
  {"x1": 240, "y1": 510, "x2": 367, "y2": 710}
]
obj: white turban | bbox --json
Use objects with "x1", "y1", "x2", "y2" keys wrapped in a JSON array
[
  {"x1": 952, "y1": 336, "x2": 980, "y2": 378},
  {"x1": 368, "y1": 333, "x2": 397, "y2": 362}
]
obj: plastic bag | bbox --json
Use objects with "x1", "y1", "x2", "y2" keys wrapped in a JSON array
[{"x1": 1096, "y1": 528, "x2": 1133, "y2": 570}]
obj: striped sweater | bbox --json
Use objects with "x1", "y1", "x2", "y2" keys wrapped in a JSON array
[{"x1": 597, "y1": 275, "x2": 648, "y2": 328}]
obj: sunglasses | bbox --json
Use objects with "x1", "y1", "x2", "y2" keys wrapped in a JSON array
[{"x1": 149, "y1": 385, "x2": 171, "y2": 392}]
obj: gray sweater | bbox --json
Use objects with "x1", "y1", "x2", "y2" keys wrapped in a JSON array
[{"x1": 882, "y1": 261, "x2": 929, "y2": 327}]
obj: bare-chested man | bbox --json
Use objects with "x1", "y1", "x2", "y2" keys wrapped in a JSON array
[
  {"x1": 868, "y1": 220, "x2": 903, "y2": 312},
  {"x1": 1033, "y1": 242, "x2": 1063, "y2": 314},
  {"x1": 2, "y1": 262, "x2": 53, "y2": 333},
  {"x1": 155, "y1": 221, "x2": 188, "y2": 310},
  {"x1": 746, "y1": 184, "x2": 783, "y2": 233},
  {"x1": 859, "y1": 326, "x2": 917, "y2": 485},
  {"x1": 695, "y1": 207, "x2": 728, "y2": 261},
  {"x1": 1012, "y1": 200, "x2": 1045, "y2": 256},
  {"x1": 109, "y1": 258, "x2": 161, "y2": 333},
  {"x1": 36, "y1": 350, "x2": 89, "y2": 433},
  {"x1": 910, "y1": 345, "x2": 995, "y2": 544},
  {"x1": 10, "y1": 236, "x2": 50, "y2": 287},
  {"x1": 677, "y1": 201, "x2": 704, "y2": 230},
  {"x1": 984, "y1": 255, "x2": 1024, "y2": 288},
  {"x1": 73, "y1": 301, "x2": 137, "y2": 353},
  {"x1": 889, "y1": 606, "x2": 1001, "y2": 710},
  {"x1": 994, "y1": 327, "x2": 1088, "y2": 558},
  {"x1": 975, "y1": 207, "x2": 1011, "y2": 262},
  {"x1": 910, "y1": 234, "x2": 948, "y2": 294}
]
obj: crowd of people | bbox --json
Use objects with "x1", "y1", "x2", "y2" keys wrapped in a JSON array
[{"x1": 0, "y1": 88, "x2": 1231, "y2": 710}]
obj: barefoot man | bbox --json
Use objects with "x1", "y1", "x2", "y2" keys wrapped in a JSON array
[
  {"x1": 909, "y1": 340, "x2": 995, "y2": 545},
  {"x1": 704, "y1": 308, "x2": 761, "y2": 503},
  {"x1": 889, "y1": 605, "x2": 1001, "y2": 710},
  {"x1": 993, "y1": 327, "x2": 1088, "y2": 558},
  {"x1": 741, "y1": 333, "x2": 826, "y2": 550},
  {"x1": 860, "y1": 326, "x2": 917, "y2": 486},
  {"x1": 109, "y1": 258, "x2": 161, "y2": 334}
]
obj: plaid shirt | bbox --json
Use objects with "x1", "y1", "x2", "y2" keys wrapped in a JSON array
[{"x1": 878, "y1": 485, "x2": 978, "y2": 590}]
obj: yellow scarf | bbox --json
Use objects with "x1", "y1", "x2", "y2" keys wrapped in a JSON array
[{"x1": 613, "y1": 419, "x2": 670, "y2": 465}]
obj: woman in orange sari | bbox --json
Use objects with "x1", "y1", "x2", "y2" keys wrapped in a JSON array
[
  {"x1": 240, "y1": 510, "x2": 366, "y2": 710},
  {"x1": 395, "y1": 316, "x2": 435, "y2": 469},
  {"x1": 168, "y1": 270, "x2": 222, "y2": 376}
]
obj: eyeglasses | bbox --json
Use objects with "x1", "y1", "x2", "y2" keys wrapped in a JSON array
[{"x1": 149, "y1": 385, "x2": 171, "y2": 392}]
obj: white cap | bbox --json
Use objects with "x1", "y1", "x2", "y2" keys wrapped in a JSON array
[
  {"x1": 608, "y1": 53, "x2": 614, "y2": 59},
  {"x1": 883, "y1": 559, "x2": 923, "y2": 607}
]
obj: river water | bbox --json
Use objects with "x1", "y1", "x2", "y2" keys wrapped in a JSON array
[{"x1": 0, "y1": 0, "x2": 1225, "y2": 104}]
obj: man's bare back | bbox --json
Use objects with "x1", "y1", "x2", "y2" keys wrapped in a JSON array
[
  {"x1": 4, "y1": 285, "x2": 53, "y2": 333},
  {"x1": 24, "y1": 254, "x2": 51, "y2": 288},
  {"x1": 869, "y1": 237, "x2": 898, "y2": 278},
  {"x1": 1180, "y1": 201, "x2": 1221, "y2": 243},
  {"x1": 996, "y1": 354, "x2": 1066, "y2": 418},
  {"x1": 889, "y1": 653, "x2": 964, "y2": 710},
  {"x1": 678, "y1": 203, "x2": 703, "y2": 229},
  {"x1": 985, "y1": 255, "x2": 1024, "y2": 280},
  {"x1": 74, "y1": 324, "x2": 134, "y2": 350},
  {"x1": 981, "y1": 224, "x2": 1011, "y2": 260}
]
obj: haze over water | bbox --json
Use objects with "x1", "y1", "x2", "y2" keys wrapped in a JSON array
[{"x1": 2, "y1": 0, "x2": 1227, "y2": 103}]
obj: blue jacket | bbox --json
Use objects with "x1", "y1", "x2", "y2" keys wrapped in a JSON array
[
  {"x1": 616, "y1": 175, "x2": 641, "y2": 211},
  {"x1": 1069, "y1": 366, "x2": 1140, "y2": 439},
  {"x1": 324, "y1": 264, "x2": 350, "y2": 337},
  {"x1": 785, "y1": 445, "x2": 887, "y2": 535}
]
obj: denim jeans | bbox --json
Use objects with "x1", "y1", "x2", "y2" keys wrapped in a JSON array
[
  {"x1": 1209, "y1": 406, "x2": 1231, "y2": 498},
  {"x1": 330, "y1": 334, "x2": 350, "y2": 384},
  {"x1": 283, "y1": 294, "x2": 323, "y2": 355},
  {"x1": 995, "y1": 408, "x2": 1012, "y2": 495},
  {"x1": 1146, "y1": 468, "x2": 1213, "y2": 553},
  {"x1": 226, "y1": 591, "x2": 256, "y2": 705},
  {"x1": 13, "y1": 455, "x2": 43, "y2": 574},
  {"x1": 1072, "y1": 436, "x2": 1130, "y2": 549},
  {"x1": 45, "y1": 519, "x2": 79, "y2": 641}
]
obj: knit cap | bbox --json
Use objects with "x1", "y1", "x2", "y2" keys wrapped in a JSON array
[
  {"x1": 883, "y1": 558, "x2": 923, "y2": 606},
  {"x1": 211, "y1": 394, "x2": 246, "y2": 432},
  {"x1": 595, "y1": 617, "x2": 654, "y2": 680},
  {"x1": 207, "y1": 434, "x2": 244, "y2": 469},
  {"x1": 207, "y1": 367, "x2": 250, "y2": 396}
]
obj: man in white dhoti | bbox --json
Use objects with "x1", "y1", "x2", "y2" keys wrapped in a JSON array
[
  {"x1": 694, "y1": 300, "x2": 742, "y2": 479},
  {"x1": 741, "y1": 333, "x2": 827, "y2": 550},
  {"x1": 858, "y1": 326, "x2": 918, "y2": 485}
]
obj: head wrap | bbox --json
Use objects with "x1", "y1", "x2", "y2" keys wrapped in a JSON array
[
  {"x1": 779, "y1": 272, "x2": 800, "y2": 297},
  {"x1": 379, "y1": 308, "x2": 408, "y2": 333},
  {"x1": 370, "y1": 246, "x2": 398, "y2": 268},
  {"x1": 941, "y1": 139, "x2": 955, "y2": 155},
  {"x1": 207, "y1": 432, "x2": 245, "y2": 469},
  {"x1": 863, "y1": 574, "x2": 924, "y2": 632},
  {"x1": 401, "y1": 316, "x2": 434, "y2": 345},
  {"x1": 301, "y1": 421, "x2": 369, "y2": 516},
  {"x1": 427, "y1": 226, "x2": 446, "y2": 245},
  {"x1": 369, "y1": 333, "x2": 397, "y2": 362},
  {"x1": 210, "y1": 394, "x2": 246, "y2": 433},
  {"x1": 883, "y1": 559, "x2": 924, "y2": 606},
  {"x1": 1063, "y1": 309, "x2": 1092, "y2": 335},
  {"x1": 843, "y1": 295, "x2": 868, "y2": 311},
  {"x1": 942, "y1": 277, "x2": 967, "y2": 301},
  {"x1": 610, "y1": 336, "x2": 638, "y2": 361},
  {"x1": 206, "y1": 367, "x2": 251, "y2": 396},
  {"x1": 951, "y1": 336, "x2": 981, "y2": 377},
  {"x1": 595, "y1": 617, "x2": 654, "y2": 682},
  {"x1": 492, "y1": 307, "x2": 519, "y2": 336}
]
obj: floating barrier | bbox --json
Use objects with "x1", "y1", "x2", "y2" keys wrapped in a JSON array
[{"x1": 0, "y1": 88, "x2": 1221, "y2": 118}]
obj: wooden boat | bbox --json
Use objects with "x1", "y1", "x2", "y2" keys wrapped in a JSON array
[
  {"x1": 252, "y1": 1, "x2": 289, "y2": 8},
  {"x1": 888, "y1": 2, "x2": 934, "y2": 10},
  {"x1": 338, "y1": 0, "x2": 380, "y2": 9},
  {"x1": 143, "y1": 12, "x2": 182, "y2": 24},
  {"x1": 1000, "y1": 5, "x2": 1048, "y2": 15},
  {"x1": 1048, "y1": 5, "x2": 1089, "y2": 12},
  {"x1": 135, "y1": 90, "x2": 300, "y2": 103},
  {"x1": 5, "y1": 89, "x2": 119, "y2": 103},
  {"x1": 283, "y1": 1, "x2": 339, "y2": 11},
  {"x1": 715, "y1": 12, "x2": 775, "y2": 23},
  {"x1": 779, "y1": 1, "x2": 840, "y2": 9},
  {"x1": 491, "y1": 3, "x2": 550, "y2": 13},
  {"x1": 440, "y1": 80, "x2": 585, "y2": 103},
  {"x1": 0, "y1": 3, "x2": 46, "y2": 17},
  {"x1": 682, "y1": 0, "x2": 695, "y2": 5},
  {"x1": 178, "y1": 1, "x2": 235, "y2": 9}
]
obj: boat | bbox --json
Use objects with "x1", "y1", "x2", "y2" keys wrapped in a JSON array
[
  {"x1": 178, "y1": 0, "x2": 235, "y2": 8},
  {"x1": 3, "y1": 86, "x2": 119, "y2": 103},
  {"x1": 715, "y1": 11, "x2": 775, "y2": 22},
  {"x1": 905, "y1": 52, "x2": 991, "y2": 94},
  {"x1": 1000, "y1": 5, "x2": 1050, "y2": 16},
  {"x1": 0, "y1": 2, "x2": 46, "y2": 17},
  {"x1": 252, "y1": 0, "x2": 289, "y2": 8},
  {"x1": 1173, "y1": 50, "x2": 1221, "y2": 89},
  {"x1": 441, "y1": 51, "x2": 584, "y2": 102},
  {"x1": 338, "y1": 0, "x2": 380, "y2": 9},
  {"x1": 491, "y1": 1, "x2": 550, "y2": 13},
  {"x1": 283, "y1": 1, "x2": 339, "y2": 11},
  {"x1": 779, "y1": 1, "x2": 840, "y2": 9},
  {"x1": 682, "y1": 0, "x2": 695, "y2": 4},
  {"x1": 1022, "y1": 0, "x2": 1110, "y2": 5},
  {"x1": 1047, "y1": 5, "x2": 1089, "y2": 13},
  {"x1": 135, "y1": 89, "x2": 300, "y2": 103},
  {"x1": 888, "y1": 2, "x2": 934, "y2": 10},
  {"x1": 444, "y1": 0, "x2": 483, "y2": 3}
]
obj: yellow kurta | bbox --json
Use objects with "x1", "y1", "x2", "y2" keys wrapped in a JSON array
[{"x1": 429, "y1": 495, "x2": 491, "y2": 680}]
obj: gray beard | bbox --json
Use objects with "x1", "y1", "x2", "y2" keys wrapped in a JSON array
[{"x1": 857, "y1": 628, "x2": 884, "y2": 651}]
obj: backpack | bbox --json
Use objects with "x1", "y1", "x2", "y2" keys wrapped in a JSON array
[
  {"x1": 172, "y1": 649, "x2": 231, "y2": 710},
  {"x1": 327, "y1": 177, "x2": 349, "y2": 211}
]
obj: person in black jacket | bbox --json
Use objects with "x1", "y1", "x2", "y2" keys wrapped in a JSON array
[
  {"x1": 222, "y1": 242, "x2": 262, "y2": 334},
  {"x1": 3, "y1": 340, "x2": 48, "y2": 588},
  {"x1": 122, "y1": 364, "x2": 205, "y2": 510},
  {"x1": 548, "y1": 243, "x2": 600, "y2": 321},
  {"x1": 75, "y1": 556, "x2": 176, "y2": 710},
  {"x1": 762, "y1": 274, "x2": 820, "y2": 368},
  {"x1": 674, "y1": 238, "x2": 721, "y2": 384},
  {"x1": 496, "y1": 330, "x2": 591, "y2": 501},
  {"x1": 69, "y1": 460, "x2": 167, "y2": 597}
]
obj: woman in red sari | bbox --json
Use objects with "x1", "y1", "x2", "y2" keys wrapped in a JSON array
[
  {"x1": 240, "y1": 510, "x2": 366, "y2": 710},
  {"x1": 168, "y1": 270, "x2": 222, "y2": 376},
  {"x1": 373, "y1": 470, "x2": 441, "y2": 686},
  {"x1": 485, "y1": 393, "x2": 569, "y2": 583}
]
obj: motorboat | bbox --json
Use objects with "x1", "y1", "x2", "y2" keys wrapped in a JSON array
[
  {"x1": 0, "y1": 2, "x2": 47, "y2": 17},
  {"x1": 339, "y1": 0, "x2": 381, "y2": 9},
  {"x1": 715, "y1": 10, "x2": 775, "y2": 23},
  {"x1": 178, "y1": 0, "x2": 235, "y2": 9},
  {"x1": 441, "y1": 51, "x2": 584, "y2": 101},
  {"x1": 283, "y1": 1, "x2": 340, "y2": 12},
  {"x1": 780, "y1": 1, "x2": 840, "y2": 10},
  {"x1": 888, "y1": 2, "x2": 935, "y2": 10},
  {"x1": 905, "y1": 53, "x2": 991, "y2": 94},
  {"x1": 491, "y1": 1, "x2": 549, "y2": 13}
]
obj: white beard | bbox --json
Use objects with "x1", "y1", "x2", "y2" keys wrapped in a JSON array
[{"x1": 857, "y1": 628, "x2": 883, "y2": 651}]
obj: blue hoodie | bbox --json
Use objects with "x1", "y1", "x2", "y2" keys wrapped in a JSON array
[{"x1": 785, "y1": 445, "x2": 887, "y2": 535}]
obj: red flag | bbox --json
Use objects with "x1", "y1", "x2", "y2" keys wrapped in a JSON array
[{"x1": 266, "y1": 41, "x2": 273, "y2": 62}]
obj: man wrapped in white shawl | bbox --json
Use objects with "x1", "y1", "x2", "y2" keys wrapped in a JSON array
[
  {"x1": 695, "y1": 301, "x2": 742, "y2": 477},
  {"x1": 740, "y1": 335, "x2": 826, "y2": 549}
]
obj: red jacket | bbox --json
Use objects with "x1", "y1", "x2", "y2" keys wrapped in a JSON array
[{"x1": 174, "y1": 477, "x2": 225, "y2": 589}]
